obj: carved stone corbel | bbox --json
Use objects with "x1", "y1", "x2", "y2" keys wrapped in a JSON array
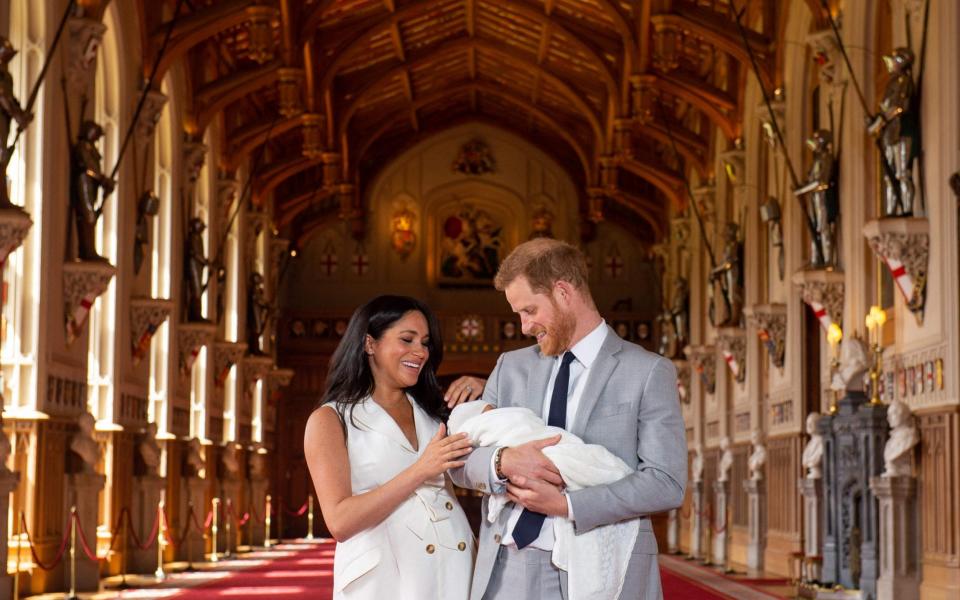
[
  {"x1": 135, "y1": 89, "x2": 168, "y2": 147},
  {"x1": 66, "y1": 16, "x2": 106, "y2": 97},
  {"x1": 321, "y1": 152, "x2": 341, "y2": 188},
  {"x1": 0, "y1": 207, "x2": 33, "y2": 263},
  {"x1": 792, "y1": 269, "x2": 844, "y2": 332},
  {"x1": 756, "y1": 89, "x2": 786, "y2": 149},
  {"x1": 691, "y1": 185, "x2": 715, "y2": 225},
  {"x1": 862, "y1": 218, "x2": 929, "y2": 323},
  {"x1": 130, "y1": 297, "x2": 174, "y2": 365},
  {"x1": 684, "y1": 344, "x2": 717, "y2": 395},
  {"x1": 650, "y1": 19, "x2": 680, "y2": 72},
  {"x1": 673, "y1": 359, "x2": 691, "y2": 404},
  {"x1": 716, "y1": 328, "x2": 747, "y2": 384},
  {"x1": 217, "y1": 174, "x2": 241, "y2": 222},
  {"x1": 719, "y1": 148, "x2": 746, "y2": 187},
  {"x1": 613, "y1": 118, "x2": 634, "y2": 159},
  {"x1": 270, "y1": 238, "x2": 290, "y2": 280},
  {"x1": 183, "y1": 139, "x2": 208, "y2": 193},
  {"x1": 64, "y1": 261, "x2": 116, "y2": 345},
  {"x1": 213, "y1": 341, "x2": 248, "y2": 387},
  {"x1": 245, "y1": 210, "x2": 271, "y2": 261},
  {"x1": 242, "y1": 355, "x2": 274, "y2": 390},
  {"x1": 245, "y1": 5, "x2": 277, "y2": 64},
  {"x1": 177, "y1": 322, "x2": 216, "y2": 374},
  {"x1": 629, "y1": 74, "x2": 658, "y2": 125},
  {"x1": 806, "y1": 29, "x2": 844, "y2": 89},
  {"x1": 277, "y1": 68, "x2": 304, "y2": 117},
  {"x1": 268, "y1": 368, "x2": 294, "y2": 392},
  {"x1": 745, "y1": 303, "x2": 787, "y2": 369}
]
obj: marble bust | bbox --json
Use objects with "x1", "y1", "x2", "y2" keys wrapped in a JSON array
[
  {"x1": 184, "y1": 437, "x2": 205, "y2": 477},
  {"x1": 801, "y1": 412, "x2": 824, "y2": 479},
  {"x1": 70, "y1": 412, "x2": 101, "y2": 473},
  {"x1": 137, "y1": 423, "x2": 161, "y2": 475},
  {"x1": 747, "y1": 430, "x2": 767, "y2": 480},
  {"x1": 249, "y1": 444, "x2": 268, "y2": 479},
  {"x1": 717, "y1": 436, "x2": 733, "y2": 483},
  {"x1": 883, "y1": 400, "x2": 919, "y2": 477},
  {"x1": 830, "y1": 337, "x2": 869, "y2": 393},
  {"x1": 691, "y1": 442, "x2": 704, "y2": 483}
]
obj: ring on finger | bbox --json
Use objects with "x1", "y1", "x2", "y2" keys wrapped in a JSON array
[{"x1": 465, "y1": 385, "x2": 473, "y2": 393}]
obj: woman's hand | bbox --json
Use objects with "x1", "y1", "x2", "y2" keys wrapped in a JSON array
[
  {"x1": 413, "y1": 424, "x2": 473, "y2": 481},
  {"x1": 444, "y1": 376, "x2": 487, "y2": 408}
]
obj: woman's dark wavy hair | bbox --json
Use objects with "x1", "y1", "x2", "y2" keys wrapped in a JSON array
[{"x1": 320, "y1": 295, "x2": 448, "y2": 427}]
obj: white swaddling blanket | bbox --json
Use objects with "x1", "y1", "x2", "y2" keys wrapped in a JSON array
[{"x1": 448, "y1": 402, "x2": 639, "y2": 600}]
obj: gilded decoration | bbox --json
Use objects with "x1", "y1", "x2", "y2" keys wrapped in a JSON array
[
  {"x1": 66, "y1": 16, "x2": 106, "y2": 97},
  {"x1": 130, "y1": 297, "x2": 173, "y2": 365},
  {"x1": 862, "y1": 218, "x2": 929, "y2": 322},
  {"x1": 717, "y1": 328, "x2": 747, "y2": 384},
  {"x1": 452, "y1": 139, "x2": 495, "y2": 175},
  {"x1": 791, "y1": 269, "x2": 844, "y2": 332},
  {"x1": 685, "y1": 345, "x2": 716, "y2": 395},
  {"x1": 391, "y1": 207, "x2": 417, "y2": 259},
  {"x1": 64, "y1": 260, "x2": 116, "y2": 345},
  {"x1": 746, "y1": 304, "x2": 787, "y2": 370},
  {"x1": 438, "y1": 204, "x2": 502, "y2": 287}
]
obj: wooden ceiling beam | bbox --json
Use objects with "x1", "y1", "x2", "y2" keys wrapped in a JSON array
[
  {"x1": 390, "y1": 22, "x2": 405, "y2": 62},
  {"x1": 193, "y1": 60, "x2": 282, "y2": 133},
  {"x1": 254, "y1": 156, "x2": 323, "y2": 205},
  {"x1": 608, "y1": 189, "x2": 665, "y2": 240},
  {"x1": 226, "y1": 114, "x2": 303, "y2": 168},
  {"x1": 466, "y1": 0, "x2": 476, "y2": 37},
  {"x1": 152, "y1": 0, "x2": 255, "y2": 80},
  {"x1": 338, "y1": 38, "x2": 604, "y2": 148},
  {"x1": 648, "y1": 73, "x2": 739, "y2": 141},
  {"x1": 620, "y1": 157, "x2": 685, "y2": 208}
]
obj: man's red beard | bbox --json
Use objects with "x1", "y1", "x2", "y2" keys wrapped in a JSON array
[{"x1": 535, "y1": 300, "x2": 576, "y2": 356}]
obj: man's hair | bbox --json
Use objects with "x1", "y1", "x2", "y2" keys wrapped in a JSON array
[{"x1": 494, "y1": 238, "x2": 591, "y2": 295}]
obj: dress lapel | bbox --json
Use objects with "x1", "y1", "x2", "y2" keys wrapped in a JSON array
[
  {"x1": 572, "y1": 326, "x2": 622, "y2": 437},
  {"x1": 356, "y1": 396, "x2": 417, "y2": 453}
]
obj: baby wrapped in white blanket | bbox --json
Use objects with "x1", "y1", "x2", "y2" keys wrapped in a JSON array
[{"x1": 448, "y1": 402, "x2": 639, "y2": 600}]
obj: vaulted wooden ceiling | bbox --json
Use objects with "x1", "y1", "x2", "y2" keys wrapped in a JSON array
[{"x1": 140, "y1": 0, "x2": 787, "y2": 247}]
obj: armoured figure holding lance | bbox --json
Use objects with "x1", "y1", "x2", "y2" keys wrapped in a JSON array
[
  {"x1": 670, "y1": 277, "x2": 689, "y2": 352},
  {"x1": 0, "y1": 36, "x2": 32, "y2": 209},
  {"x1": 793, "y1": 129, "x2": 838, "y2": 268},
  {"x1": 246, "y1": 271, "x2": 270, "y2": 355},
  {"x1": 185, "y1": 217, "x2": 210, "y2": 322},
  {"x1": 710, "y1": 222, "x2": 743, "y2": 327},
  {"x1": 868, "y1": 47, "x2": 919, "y2": 217},
  {"x1": 71, "y1": 121, "x2": 115, "y2": 261}
]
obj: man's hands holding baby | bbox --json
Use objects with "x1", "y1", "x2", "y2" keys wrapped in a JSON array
[{"x1": 500, "y1": 435, "x2": 569, "y2": 517}]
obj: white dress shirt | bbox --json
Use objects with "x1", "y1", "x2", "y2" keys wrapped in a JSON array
[{"x1": 496, "y1": 319, "x2": 609, "y2": 550}]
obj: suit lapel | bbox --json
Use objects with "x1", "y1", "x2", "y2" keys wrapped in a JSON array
[
  {"x1": 524, "y1": 351, "x2": 556, "y2": 416},
  {"x1": 572, "y1": 326, "x2": 622, "y2": 437}
]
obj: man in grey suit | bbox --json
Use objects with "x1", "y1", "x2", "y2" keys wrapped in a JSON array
[{"x1": 449, "y1": 238, "x2": 687, "y2": 600}]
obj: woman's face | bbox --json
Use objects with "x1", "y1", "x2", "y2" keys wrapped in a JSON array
[{"x1": 366, "y1": 310, "x2": 431, "y2": 391}]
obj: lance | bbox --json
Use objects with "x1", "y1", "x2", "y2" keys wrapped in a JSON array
[
  {"x1": 657, "y1": 100, "x2": 731, "y2": 318},
  {"x1": 816, "y1": 0, "x2": 903, "y2": 210},
  {"x1": 731, "y1": 5, "x2": 822, "y2": 257},
  {"x1": 108, "y1": 0, "x2": 188, "y2": 182},
  {"x1": 2, "y1": 0, "x2": 77, "y2": 168}
]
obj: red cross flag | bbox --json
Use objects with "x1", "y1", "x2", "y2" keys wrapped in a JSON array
[
  {"x1": 319, "y1": 253, "x2": 338, "y2": 276},
  {"x1": 604, "y1": 254, "x2": 624, "y2": 278},
  {"x1": 352, "y1": 252, "x2": 369, "y2": 276}
]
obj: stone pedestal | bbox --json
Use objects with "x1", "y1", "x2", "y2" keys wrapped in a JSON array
[
  {"x1": 819, "y1": 392, "x2": 887, "y2": 598},
  {"x1": 667, "y1": 508, "x2": 679, "y2": 553},
  {"x1": 0, "y1": 470, "x2": 20, "y2": 596},
  {"x1": 64, "y1": 472, "x2": 106, "y2": 592},
  {"x1": 129, "y1": 474, "x2": 165, "y2": 573},
  {"x1": 869, "y1": 476, "x2": 919, "y2": 600},
  {"x1": 712, "y1": 480, "x2": 729, "y2": 567},
  {"x1": 744, "y1": 478, "x2": 766, "y2": 571},
  {"x1": 249, "y1": 477, "x2": 268, "y2": 546},
  {"x1": 177, "y1": 476, "x2": 206, "y2": 562},
  {"x1": 689, "y1": 480, "x2": 704, "y2": 560},
  {"x1": 800, "y1": 477, "x2": 824, "y2": 583},
  {"x1": 219, "y1": 478, "x2": 241, "y2": 555}
]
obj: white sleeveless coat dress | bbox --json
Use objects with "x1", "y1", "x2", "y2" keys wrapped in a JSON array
[{"x1": 330, "y1": 395, "x2": 475, "y2": 599}]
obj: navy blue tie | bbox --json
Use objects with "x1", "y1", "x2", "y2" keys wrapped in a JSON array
[{"x1": 511, "y1": 351, "x2": 576, "y2": 549}]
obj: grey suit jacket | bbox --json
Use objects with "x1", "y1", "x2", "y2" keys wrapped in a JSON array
[{"x1": 450, "y1": 325, "x2": 687, "y2": 600}]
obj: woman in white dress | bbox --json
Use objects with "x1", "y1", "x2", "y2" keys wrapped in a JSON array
[{"x1": 304, "y1": 295, "x2": 476, "y2": 599}]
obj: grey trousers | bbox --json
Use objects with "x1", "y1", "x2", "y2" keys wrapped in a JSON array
[
  {"x1": 481, "y1": 543, "x2": 664, "y2": 600},
  {"x1": 482, "y1": 545, "x2": 568, "y2": 600}
]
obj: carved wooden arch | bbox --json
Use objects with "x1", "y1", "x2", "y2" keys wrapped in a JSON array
[
  {"x1": 299, "y1": 0, "x2": 636, "y2": 64},
  {"x1": 634, "y1": 125, "x2": 708, "y2": 178},
  {"x1": 226, "y1": 115, "x2": 302, "y2": 169},
  {"x1": 648, "y1": 74, "x2": 739, "y2": 141},
  {"x1": 277, "y1": 188, "x2": 336, "y2": 227},
  {"x1": 291, "y1": 212, "x2": 342, "y2": 252},
  {"x1": 354, "y1": 83, "x2": 593, "y2": 182},
  {"x1": 340, "y1": 39, "x2": 605, "y2": 147},
  {"x1": 254, "y1": 156, "x2": 322, "y2": 205},
  {"x1": 608, "y1": 190, "x2": 666, "y2": 240},
  {"x1": 194, "y1": 60, "x2": 281, "y2": 133},
  {"x1": 152, "y1": 0, "x2": 256, "y2": 81},
  {"x1": 620, "y1": 157, "x2": 685, "y2": 208}
]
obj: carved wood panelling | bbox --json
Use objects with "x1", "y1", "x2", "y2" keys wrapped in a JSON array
[
  {"x1": 731, "y1": 444, "x2": 749, "y2": 527},
  {"x1": 766, "y1": 434, "x2": 802, "y2": 535},
  {"x1": 917, "y1": 409, "x2": 959, "y2": 564}
]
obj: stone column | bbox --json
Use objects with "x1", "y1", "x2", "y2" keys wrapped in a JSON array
[
  {"x1": 799, "y1": 477, "x2": 823, "y2": 583},
  {"x1": 870, "y1": 476, "x2": 919, "y2": 600},
  {"x1": 712, "y1": 480, "x2": 729, "y2": 567},
  {"x1": 64, "y1": 472, "x2": 106, "y2": 591},
  {"x1": 0, "y1": 469, "x2": 20, "y2": 594},
  {"x1": 178, "y1": 476, "x2": 207, "y2": 562},
  {"x1": 744, "y1": 478, "x2": 766, "y2": 571},
  {"x1": 667, "y1": 508, "x2": 679, "y2": 554},
  {"x1": 129, "y1": 474, "x2": 165, "y2": 573},
  {"x1": 689, "y1": 480, "x2": 704, "y2": 560}
]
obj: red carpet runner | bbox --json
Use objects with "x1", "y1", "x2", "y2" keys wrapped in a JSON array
[{"x1": 168, "y1": 540, "x2": 740, "y2": 599}]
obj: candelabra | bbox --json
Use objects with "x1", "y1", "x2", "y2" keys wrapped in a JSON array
[
  {"x1": 864, "y1": 305, "x2": 887, "y2": 404},
  {"x1": 826, "y1": 323, "x2": 843, "y2": 414}
]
